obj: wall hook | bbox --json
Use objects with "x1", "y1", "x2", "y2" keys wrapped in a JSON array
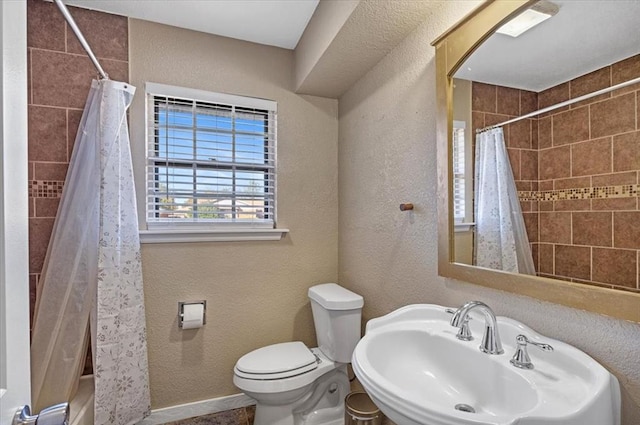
[{"x1": 399, "y1": 203, "x2": 414, "y2": 211}]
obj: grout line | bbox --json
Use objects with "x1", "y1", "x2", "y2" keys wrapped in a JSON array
[
  {"x1": 569, "y1": 211, "x2": 573, "y2": 245},
  {"x1": 29, "y1": 103, "x2": 81, "y2": 111},
  {"x1": 66, "y1": 109, "x2": 69, "y2": 161},
  {"x1": 568, "y1": 79, "x2": 573, "y2": 101},
  {"x1": 518, "y1": 90, "x2": 522, "y2": 117},
  {"x1": 493, "y1": 85, "x2": 497, "y2": 115},
  {"x1": 612, "y1": 211, "x2": 616, "y2": 249},
  {"x1": 569, "y1": 143, "x2": 573, "y2": 178},
  {"x1": 28, "y1": 48, "x2": 33, "y2": 105},
  {"x1": 609, "y1": 66, "x2": 613, "y2": 87},
  {"x1": 610, "y1": 137, "x2": 613, "y2": 173},
  {"x1": 612, "y1": 212, "x2": 615, "y2": 253},
  {"x1": 588, "y1": 104, "x2": 592, "y2": 141},
  {"x1": 589, "y1": 246, "x2": 594, "y2": 282},
  {"x1": 30, "y1": 46, "x2": 129, "y2": 64}
]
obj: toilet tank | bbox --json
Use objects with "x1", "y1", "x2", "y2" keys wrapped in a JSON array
[{"x1": 308, "y1": 283, "x2": 364, "y2": 363}]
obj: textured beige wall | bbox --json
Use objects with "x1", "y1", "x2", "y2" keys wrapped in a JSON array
[
  {"x1": 129, "y1": 19, "x2": 339, "y2": 408},
  {"x1": 453, "y1": 231, "x2": 473, "y2": 264},
  {"x1": 294, "y1": 0, "x2": 359, "y2": 91},
  {"x1": 337, "y1": 2, "x2": 640, "y2": 424}
]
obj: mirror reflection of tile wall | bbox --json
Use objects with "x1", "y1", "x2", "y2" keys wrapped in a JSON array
[{"x1": 468, "y1": 53, "x2": 640, "y2": 293}]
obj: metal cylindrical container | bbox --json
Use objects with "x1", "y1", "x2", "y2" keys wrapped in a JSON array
[{"x1": 345, "y1": 391, "x2": 383, "y2": 425}]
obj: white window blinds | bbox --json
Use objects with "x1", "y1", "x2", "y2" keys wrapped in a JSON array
[
  {"x1": 146, "y1": 83, "x2": 277, "y2": 228},
  {"x1": 452, "y1": 124, "x2": 466, "y2": 222}
]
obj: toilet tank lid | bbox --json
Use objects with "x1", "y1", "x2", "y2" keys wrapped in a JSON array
[{"x1": 308, "y1": 283, "x2": 364, "y2": 310}]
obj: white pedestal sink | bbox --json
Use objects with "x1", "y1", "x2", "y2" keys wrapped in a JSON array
[{"x1": 352, "y1": 304, "x2": 620, "y2": 425}]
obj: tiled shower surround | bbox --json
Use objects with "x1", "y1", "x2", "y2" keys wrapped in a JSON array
[
  {"x1": 27, "y1": 0, "x2": 128, "y2": 370},
  {"x1": 471, "y1": 53, "x2": 640, "y2": 292}
]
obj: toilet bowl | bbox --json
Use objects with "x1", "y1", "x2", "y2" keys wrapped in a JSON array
[
  {"x1": 233, "y1": 283, "x2": 364, "y2": 425},
  {"x1": 234, "y1": 343, "x2": 350, "y2": 425}
]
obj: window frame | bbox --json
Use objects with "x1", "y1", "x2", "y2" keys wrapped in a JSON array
[
  {"x1": 452, "y1": 120, "x2": 474, "y2": 232},
  {"x1": 140, "y1": 82, "x2": 288, "y2": 243}
]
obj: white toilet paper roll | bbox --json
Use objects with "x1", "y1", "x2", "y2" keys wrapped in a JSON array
[{"x1": 181, "y1": 303, "x2": 204, "y2": 329}]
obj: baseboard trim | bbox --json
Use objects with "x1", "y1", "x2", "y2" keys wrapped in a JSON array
[{"x1": 137, "y1": 393, "x2": 256, "y2": 424}]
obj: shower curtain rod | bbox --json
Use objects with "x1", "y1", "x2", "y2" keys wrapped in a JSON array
[
  {"x1": 476, "y1": 75, "x2": 640, "y2": 133},
  {"x1": 53, "y1": 0, "x2": 109, "y2": 80}
]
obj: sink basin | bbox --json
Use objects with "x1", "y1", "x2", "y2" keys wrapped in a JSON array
[{"x1": 352, "y1": 304, "x2": 620, "y2": 425}]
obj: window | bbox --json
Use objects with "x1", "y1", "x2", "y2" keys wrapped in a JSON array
[
  {"x1": 452, "y1": 121, "x2": 466, "y2": 223},
  {"x1": 143, "y1": 83, "x2": 286, "y2": 242}
]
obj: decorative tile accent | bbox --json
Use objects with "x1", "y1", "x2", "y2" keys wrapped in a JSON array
[
  {"x1": 518, "y1": 184, "x2": 640, "y2": 202},
  {"x1": 29, "y1": 180, "x2": 65, "y2": 198}
]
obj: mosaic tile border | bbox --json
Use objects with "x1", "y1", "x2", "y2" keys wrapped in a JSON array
[
  {"x1": 29, "y1": 180, "x2": 64, "y2": 198},
  {"x1": 519, "y1": 184, "x2": 639, "y2": 202}
]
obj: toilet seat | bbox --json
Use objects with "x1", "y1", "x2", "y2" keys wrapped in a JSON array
[
  {"x1": 234, "y1": 346, "x2": 336, "y2": 395},
  {"x1": 235, "y1": 341, "x2": 318, "y2": 380}
]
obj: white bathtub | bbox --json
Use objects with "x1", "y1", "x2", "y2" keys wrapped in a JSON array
[{"x1": 69, "y1": 375, "x2": 94, "y2": 425}]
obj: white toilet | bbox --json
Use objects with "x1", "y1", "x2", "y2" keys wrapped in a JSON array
[{"x1": 233, "y1": 283, "x2": 364, "y2": 425}]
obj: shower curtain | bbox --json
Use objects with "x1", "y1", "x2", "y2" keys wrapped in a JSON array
[
  {"x1": 474, "y1": 127, "x2": 536, "y2": 275},
  {"x1": 30, "y1": 79, "x2": 151, "y2": 424}
]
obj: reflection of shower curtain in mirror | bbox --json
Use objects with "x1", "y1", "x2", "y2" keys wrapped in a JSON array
[
  {"x1": 474, "y1": 128, "x2": 535, "y2": 275},
  {"x1": 30, "y1": 80, "x2": 150, "y2": 423}
]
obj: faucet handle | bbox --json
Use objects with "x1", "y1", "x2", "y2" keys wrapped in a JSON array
[
  {"x1": 510, "y1": 334, "x2": 554, "y2": 369},
  {"x1": 13, "y1": 403, "x2": 69, "y2": 425},
  {"x1": 445, "y1": 308, "x2": 473, "y2": 341}
]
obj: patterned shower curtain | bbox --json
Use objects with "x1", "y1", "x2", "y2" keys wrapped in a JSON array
[
  {"x1": 474, "y1": 127, "x2": 536, "y2": 275},
  {"x1": 31, "y1": 79, "x2": 150, "y2": 424}
]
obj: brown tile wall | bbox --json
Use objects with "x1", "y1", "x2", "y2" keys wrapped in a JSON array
[
  {"x1": 27, "y1": 0, "x2": 129, "y2": 373},
  {"x1": 536, "y1": 54, "x2": 640, "y2": 292},
  {"x1": 471, "y1": 53, "x2": 640, "y2": 293}
]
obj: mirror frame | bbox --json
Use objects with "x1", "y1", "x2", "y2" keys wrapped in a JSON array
[{"x1": 433, "y1": 0, "x2": 640, "y2": 323}]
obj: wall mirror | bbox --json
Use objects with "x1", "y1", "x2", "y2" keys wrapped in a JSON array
[{"x1": 434, "y1": 0, "x2": 640, "y2": 322}]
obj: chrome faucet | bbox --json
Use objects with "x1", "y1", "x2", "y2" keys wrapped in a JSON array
[
  {"x1": 450, "y1": 301, "x2": 504, "y2": 355},
  {"x1": 445, "y1": 308, "x2": 473, "y2": 341},
  {"x1": 510, "y1": 334, "x2": 554, "y2": 369}
]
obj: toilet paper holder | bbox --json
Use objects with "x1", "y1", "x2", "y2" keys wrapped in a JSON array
[{"x1": 178, "y1": 300, "x2": 207, "y2": 328}]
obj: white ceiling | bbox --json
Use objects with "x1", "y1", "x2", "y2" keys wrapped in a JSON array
[
  {"x1": 455, "y1": 0, "x2": 640, "y2": 92},
  {"x1": 64, "y1": 1, "x2": 640, "y2": 94},
  {"x1": 65, "y1": 0, "x2": 319, "y2": 49}
]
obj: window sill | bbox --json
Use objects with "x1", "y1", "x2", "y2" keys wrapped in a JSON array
[
  {"x1": 454, "y1": 222, "x2": 475, "y2": 232},
  {"x1": 139, "y1": 228, "x2": 289, "y2": 244}
]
